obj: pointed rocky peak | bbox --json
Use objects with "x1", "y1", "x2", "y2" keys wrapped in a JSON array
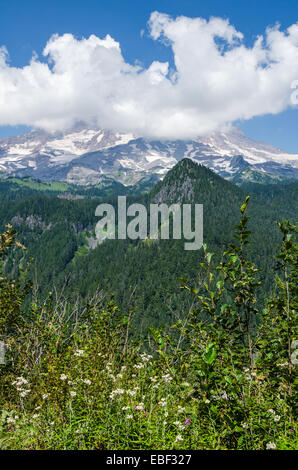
[{"x1": 151, "y1": 158, "x2": 241, "y2": 204}]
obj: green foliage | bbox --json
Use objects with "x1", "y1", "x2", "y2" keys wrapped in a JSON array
[
  {"x1": 0, "y1": 225, "x2": 32, "y2": 335},
  {"x1": 257, "y1": 221, "x2": 297, "y2": 410},
  {"x1": 0, "y1": 202, "x2": 297, "y2": 450}
]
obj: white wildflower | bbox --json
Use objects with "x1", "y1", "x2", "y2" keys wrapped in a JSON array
[
  {"x1": 266, "y1": 442, "x2": 276, "y2": 450},
  {"x1": 159, "y1": 398, "x2": 167, "y2": 407},
  {"x1": 110, "y1": 388, "x2": 125, "y2": 399},
  {"x1": 82, "y1": 379, "x2": 92, "y2": 385},
  {"x1": 12, "y1": 377, "x2": 30, "y2": 396},
  {"x1": 241, "y1": 423, "x2": 249, "y2": 429},
  {"x1": 70, "y1": 391, "x2": 77, "y2": 397},
  {"x1": 140, "y1": 353, "x2": 153, "y2": 363},
  {"x1": 74, "y1": 349, "x2": 85, "y2": 357},
  {"x1": 60, "y1": 374, "x2": 68, "y2": 381},
  {"x1": 6, "y1": 417, "x2": 16, "y2": 425},
  {"x1": 162, "y1": 373, "x2": 173, "y2": 383},
  {"x1": 12, "y1": 376, "x2": 28, "y2": 386},
  {"x1": 135, "y1": 403, "x2": 144, "y2": 411},
  {"x1": 277, "y1": 362, "x2": 289, "y2": 368}
]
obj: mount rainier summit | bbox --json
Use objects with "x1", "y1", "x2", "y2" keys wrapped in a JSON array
[{"x1": 0, "y1": 125, "x2": 297, "y2": 185}]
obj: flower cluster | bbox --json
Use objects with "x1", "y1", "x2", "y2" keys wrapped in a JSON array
[
  {"x1": 140, "y1": 353, "x2": 153, "y2": 363},
  {"x1": 173, "y1": 421, "x2": 184, "y2": 431},
  {"x1": 266, "y1": 442, "x2": 276, "y2": 450},
  {"x1": 267, "y1": 409, "x2": 281, "y2": 422},
  {"x1": 158, "y1": 398, "x2": 167, "y2": 407},
  {"x1": 12, "y1": 377, "x2": 30, "y2": 398},
  {"x1": 174, "y1": 434, "x2": 183, "y2": 443},
  {"x1": 135, "y1": 403, "x2": 145, "y2": 411},
  {"x1": 109, "y1": 388, "x2": 125, "y2": 399},
  {"x1": 74, "y1": 349, "x2": 85, "y2": 357},
  {"x1": 7, "y1": 415, "x2": 19, "y2": 425},
  {"x1": 162, "y1": 373, "x2": 173, "y2": 384}
]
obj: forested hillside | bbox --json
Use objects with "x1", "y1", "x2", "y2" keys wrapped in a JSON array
[{"x1": 0, "y1": 160, "x2": 297, "y2": 332}]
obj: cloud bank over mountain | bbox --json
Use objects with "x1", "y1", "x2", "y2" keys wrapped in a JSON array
[{"x1": 0, "y1": 12, "x2": 298, "y2": 139}]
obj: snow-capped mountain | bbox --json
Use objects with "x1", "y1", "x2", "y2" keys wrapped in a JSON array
[{"x1": 0, "y1": 124, "x2": 297, "y2": 185}]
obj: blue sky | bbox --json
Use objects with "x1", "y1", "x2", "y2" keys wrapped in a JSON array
[{"x1": 0, "y1": 0, "x2": 298, "y2": 152}]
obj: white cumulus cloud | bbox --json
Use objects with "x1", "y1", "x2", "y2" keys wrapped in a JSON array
[{"x1": 0, "y1": 12, "x2": 298, "y2": 139}]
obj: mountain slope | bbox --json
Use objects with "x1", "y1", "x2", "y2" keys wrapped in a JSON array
[
  {"x1": 1, "y1": 159, "x2": 296, "y2": 332},
  {"x1": 0, "y1": 125, "x2": 297, "y2": 185}
]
